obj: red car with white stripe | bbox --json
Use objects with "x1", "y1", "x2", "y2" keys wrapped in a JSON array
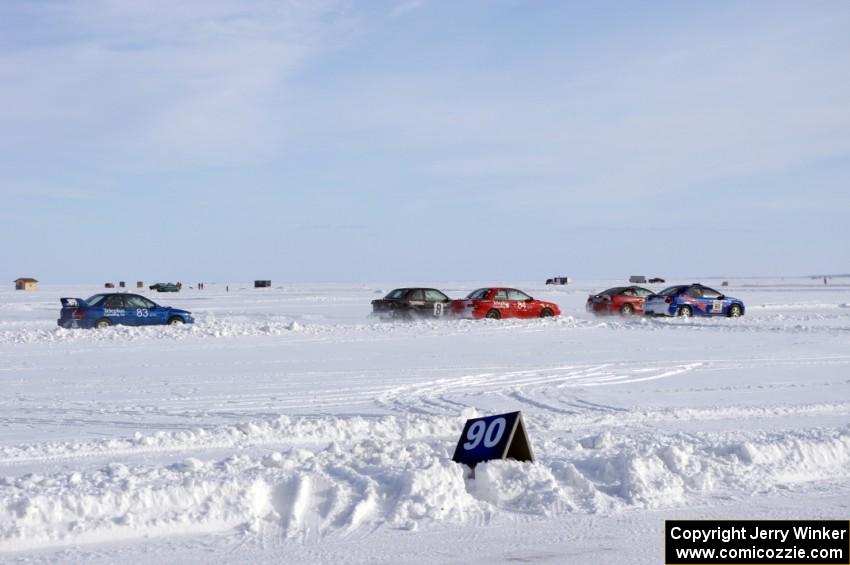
[{"x1": 451, "y1": 288, "x2": 560, "y2": 320}]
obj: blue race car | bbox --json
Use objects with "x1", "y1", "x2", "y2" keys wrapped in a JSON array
[
  {"x1": 57, "y1": 293, "x2": 195, "y2": 329},
  {"x1": 643, "y1": 284, "x2": 745, "y2": 318}
]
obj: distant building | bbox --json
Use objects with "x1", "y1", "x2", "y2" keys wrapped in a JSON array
[
  {"x1": 255, "y1": 280, "x2": 272, "y2": 288},
  {"x1": 14, "y1": 278, "x2": 38, "y2": 291},
  {"x1": 629, "y1": 275, "x2": 647, "y2": 284}
]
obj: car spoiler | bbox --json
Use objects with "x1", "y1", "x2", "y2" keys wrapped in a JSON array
[{"x1": 60, "y1": 297, "x2": 87, "y2": 308}]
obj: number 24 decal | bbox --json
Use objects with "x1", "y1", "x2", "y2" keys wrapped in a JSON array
[{"x1": 463, "y1": 417, "x2": 507, "y2": 450}]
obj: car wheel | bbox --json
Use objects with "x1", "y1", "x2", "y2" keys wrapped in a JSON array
[
  {"x1": 540, "y1": 308, "x2": 554, "y2": 318},
  {"x1": 95, "y1": 318, "x2": 112, "y2": 329},
  {"x1": 485, "y1": 309, "x2": 501, "y2": 319},
  {"x1": 728, "y1": 304, "x2": 742, "y2": 317},
  {"x1": 168, "y1": 317, "x2": 184, "y2": 325},
  {"x1": 677, "y1": 305, "x2": 692, "y2": 318},
  {"x1": 620, "y1": 303, "x2": 635, "y2": 316}
]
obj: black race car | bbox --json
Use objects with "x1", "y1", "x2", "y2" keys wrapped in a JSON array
[{"x1": 371, "y1": 288, "x2": 451, "y2": 320}]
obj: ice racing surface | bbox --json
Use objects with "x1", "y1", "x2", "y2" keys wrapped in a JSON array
[{"x1": 1, "y1": 279, "x2": 849, "y2": 563}]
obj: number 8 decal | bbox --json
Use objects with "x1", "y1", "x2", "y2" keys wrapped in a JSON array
[{"x1": 463, "y1": 417, "x2": 507, "y2": 450}]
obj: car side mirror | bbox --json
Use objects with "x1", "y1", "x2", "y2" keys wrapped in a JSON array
[
  {"x1": 717, "y1": 295, "x2": 725, "y2": 300},
  {"x1": 526, "y1": 297, "x2": 534, "y2": 301}
]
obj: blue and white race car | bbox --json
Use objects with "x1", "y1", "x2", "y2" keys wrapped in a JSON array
[
  {"x1": 57, "y1": 293, "x2": 195, "y2": 329},
  {"x1": 643, "y1": 284, "x2": 745, "y2": 318}
]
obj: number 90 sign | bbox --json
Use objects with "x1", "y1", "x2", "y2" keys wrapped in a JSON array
[{"x1": 452, "y1": 411, "x2": 534, "y2": 468}]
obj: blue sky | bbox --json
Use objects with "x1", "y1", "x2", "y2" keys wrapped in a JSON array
[{"x1": 2, "y1": 0, "x2": 849, "y2": 283}]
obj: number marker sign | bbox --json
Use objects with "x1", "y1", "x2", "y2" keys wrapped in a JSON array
[{"x1": 452, "y1": 411, "x2": 534, "y2": 468}]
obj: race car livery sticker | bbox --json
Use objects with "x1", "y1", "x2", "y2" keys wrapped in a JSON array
[{"x1": 104, "y1": 308, "x2": 126, "y2": 317}]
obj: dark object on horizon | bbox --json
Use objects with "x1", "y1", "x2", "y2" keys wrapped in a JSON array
[
  {"x1": 629, "y1": 275, "x2": 647, "y2": 284},
  {"x1": 648, "y1": 277, "x2": 665, "y2": 284},
  {"x1": 545, "y1": 277, "x2": 570, "y2": 285},
  {"x1": 119, "y1": 281, "x2": 125, "y2": 288},
  {"x1": 721, "y1": 281, "x2": 729, "y2": 287},
  {"x1": 14, "y1": 277, "x2": 38, "y2": 291},
  {"x1": 149, "y1": 282, "x2": 180, "y2": 292},
  {"x1": 255, "y1": 280, "x2": 271, "y2": 288},
  {"x1": 137, "y1": 281, "x2": 144, "y2": 289},
  {"x1": 104, "y1": 282, "x2": 115, "y2": 288}
]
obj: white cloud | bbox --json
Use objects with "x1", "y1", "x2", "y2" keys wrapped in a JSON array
[
  {"x1": 282, "y1": 5, "x2": 850, "y2": 203},
  {"x1": 390, "y1": 0, "x2": 427, "y2": 19},
  {"x1": 0, "y1": 0, "x2": 347, "y2": 174}
]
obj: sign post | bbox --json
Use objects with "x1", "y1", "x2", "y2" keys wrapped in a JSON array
[{"x1": 451, "y1": 411, "x2": 534, "y2": 472}]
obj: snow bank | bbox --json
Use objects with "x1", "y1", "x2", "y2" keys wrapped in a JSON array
[
  {"x1": 3, "y1": 425, "x2": 848, "y2": 550},
  {"x1": 567, "y1": 427, "x2": 850, "y2": 509},
  {"x1": 0, "y1": 439, "x2": 479, "y2": 551},
  {"x1": 0, "y1": 414, "x2": 466, "y2": 464}
]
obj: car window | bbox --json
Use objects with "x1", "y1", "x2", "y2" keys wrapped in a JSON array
[
  {"x1": 659, "y1": 286, "x2": 686, "y2": 296},
  {"x1": 386, "y1": 289, "x2": 405, "y2": 299},
  {"x1": 408, "y1": 290, "x2": 425, "y2": 301},
  {"x1": 701, "y1": 287, "x2": 722, "y2": 299},
  {"x1": 467, "y1": 289, "x2": 491, "y2": 300},
  {"x1": 603, "y1": 287, "x2": 626, "y2": 295},
  {"x1": 104, "y1": 295, "x2": 124, "y2": 308},
  {"x1": 622, "y1": 289, "x2": 636, "y2": 297},
  {"x1": 494, "y1": 290, "x2": 508, "y2": 301},
  {"x1": 635, "y1": 288, "x2": 653, "y2": 297},
  {"x1": 687, "y1": 287, "x2": 703, "y2": 298},
  {"x1": 507, "y1": 289, "x2": 531, "y2": 301},
  {"x1": 86, "y1": 294, "x2": 107, "y2": 307},
  {"x1": 424, "y1": 290, "x2": 448, "y2": 301},
  {"x1": 126, "y1": 295, "x2": 155, "y2": 308}
]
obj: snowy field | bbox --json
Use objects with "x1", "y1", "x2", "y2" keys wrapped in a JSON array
[{"x1": 1, "y1": 278, "x2": 849, "y2": 564}]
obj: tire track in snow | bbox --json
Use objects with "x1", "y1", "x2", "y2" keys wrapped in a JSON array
[{"x1": 377, "y1": 362, "x2": 703, "y2": 415}]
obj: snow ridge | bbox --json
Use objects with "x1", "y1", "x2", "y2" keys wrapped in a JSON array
[{"x1": 3, "y1": 425, "x2": 848, "y2": 551}]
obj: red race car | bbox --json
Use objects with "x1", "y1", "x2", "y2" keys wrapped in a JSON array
[
  {"x1": 451, "y1": 288, "x2": 560, "y2": 319},
  {"x1": 586, "y1": 286, "x2": 653, "y2": 315}
]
